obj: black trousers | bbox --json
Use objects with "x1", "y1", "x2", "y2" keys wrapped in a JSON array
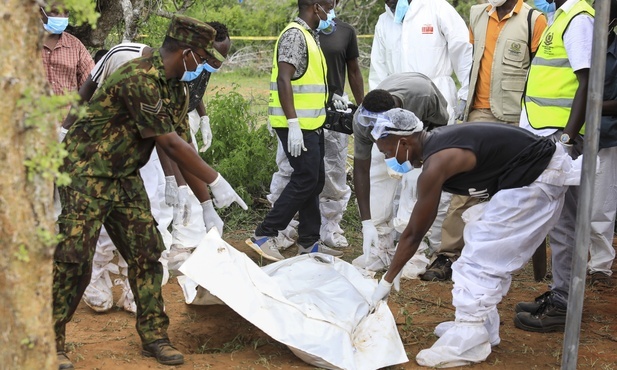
[{"x1": 256, "y1": 127, "x2": 325, "y2": 247}]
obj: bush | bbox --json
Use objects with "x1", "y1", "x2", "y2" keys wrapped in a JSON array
[{"x1": 200, "y1": 85, "x2": 277, "y2": 208}]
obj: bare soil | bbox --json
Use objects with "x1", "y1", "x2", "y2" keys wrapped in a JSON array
[{"x1": 64, "y1": 233, "x2": 617, "y2": 370}]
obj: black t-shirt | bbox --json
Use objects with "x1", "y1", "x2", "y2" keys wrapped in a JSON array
[
  {"x1": 423, "y1": 123, "x2": 556, "y2": 198},
  {"x1": 319, "y1": 19, "x2": 359, "y2": 96},
  {"x1": 187, "y1": 70, "x2": 212, "y2": 112}
]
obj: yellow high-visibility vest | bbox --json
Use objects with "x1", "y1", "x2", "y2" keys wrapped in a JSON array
[
  {"x1": 268, "y1": 22, "x2": 328, "y2": 130},
  {"x1": 523, "y1": 0, "x2": 594, "y2": 134}
]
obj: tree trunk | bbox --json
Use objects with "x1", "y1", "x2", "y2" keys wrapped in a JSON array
[{"x1": 0, "y1": 1, "x2": 56, "y2": 369}]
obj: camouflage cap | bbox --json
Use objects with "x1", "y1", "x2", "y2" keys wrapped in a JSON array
[{"x1": 166, "y1": 15, "x2": 216, "y2": 50}]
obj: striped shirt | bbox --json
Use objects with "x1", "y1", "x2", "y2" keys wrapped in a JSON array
[
  {"x1": 42, "y1": 32, "x2": 94, "y2": 95},
  {"x1": 90, "y1": 43, "x2": 148, "y2": 87}
]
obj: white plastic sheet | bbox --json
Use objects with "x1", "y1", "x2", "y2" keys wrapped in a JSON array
[{"x1": 179, "y1": 230, "x2": 408, "y2": 370}]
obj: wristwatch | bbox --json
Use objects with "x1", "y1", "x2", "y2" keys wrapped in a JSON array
[{"x1": 559, "y1": 133, "x2": 572, "y2": 145}]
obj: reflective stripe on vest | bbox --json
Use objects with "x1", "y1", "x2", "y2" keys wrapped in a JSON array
[
  {"x1": 268, "y1": 22, "x2": 328, "y2": 130},
  {"x1": 524, "y1": 0, "x2": 594, "y2": 134}
]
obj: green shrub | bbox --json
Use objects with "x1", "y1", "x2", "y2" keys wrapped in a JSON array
[{"x1": 200, "y1": 85, "x2": 277, "y2": 208}]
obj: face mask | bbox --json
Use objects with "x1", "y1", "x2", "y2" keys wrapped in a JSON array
[
  {"x1": 487, "y1": 0, "x2": 507, "y2": 7},
  {"x1": 384, "y1": 140, "x2": 413, "y2": 179},
  {"x1": 317, "y1": 5, "x2": 336, "y2": 33},
  {"x1": 204, "y1": 61, "x2": 220, "y2": 73},
  {"x1": 41, "y1": 8, "x2": 69, "y2": 34},
  {"x1": 533, "y1": 0, "x2": 556, "y2": 13},
  {"x1": 394, "y1": 0, "x2": 409, "y2": 24},
  {"x1": 180, "y1": 51, "x2": 204, "y2": 82}
]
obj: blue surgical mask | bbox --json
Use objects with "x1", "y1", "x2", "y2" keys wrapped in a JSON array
[
  {"x1": 384, "y1": 140, "x2": 413, "y2": 179},
  {"x1": 204, "y1": 62, "x2": 219, "y2": 73},
  {"x1": 317, "y1": 5, "x2": 336, "y2": 33},
  {"x1": 394, "y1": 0, "x2": 409, "y2": 24},
  {"x1": 180, "y1": 51, "x2": 204, "y2": 82},
  {"x1": 41, "y1": 8, "x2": 69, "y2": 34},
  {"x1": 533, "y1": 0, "x2": 556, "y2": 13}
]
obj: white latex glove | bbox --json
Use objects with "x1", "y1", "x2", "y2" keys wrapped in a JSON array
[
  {"x1": 58, "y1": 127, "x2": 68, "y2": 143},
  {"x1": 287, "y1": 118, "x2": 306, "y2": 157},
  {"x1": 173, "y1": 185, "x2": 191, "y2": 226},
  {"x1": 361, "y1": 220, "x2": 379, "y2": 265},
  {"x1": 198, "y1": 115, "x2": 212, "y2": 153},
  {"x1": 201, "y1": 199, "x2": 224, "y2": 235},
  {"x1": 392, "y1": 270, "x2": 402, "y2": 292},
  {"x1": 332, "y1": 93, "x2": 350, "y2": 111},
  {"x1": 164, "y1": 176, "x2": 179, "y2": 207},
  {"x1": 371, "y1": 278, "x2": 393, "y2": 307},
  {"x1": 455, "y1": 99, "x2": 467, "y2": 121},
  {"x1": 208, "y1": 173, "x2": 249, "y2": 210}
]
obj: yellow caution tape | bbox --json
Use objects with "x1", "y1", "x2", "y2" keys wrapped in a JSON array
[{"x1": 230, "y1": 35, "x2": 374, "y2": 41}]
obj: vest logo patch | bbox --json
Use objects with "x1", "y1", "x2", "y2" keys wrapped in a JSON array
[
  {"x1": 141, "y1": 99, "x2": 162, "y2": 115},
  {"x1": 422, "y1": 24, "x2": 434, "y2": 34},
  {"x1": 509, "y1": 42, "x2": 522, "y2": 55},
  {"x1": 468, "y1": 188, "x2": 489, "y2": 199},
  {"x1": 544, "y1": 32, "x2": 554, "y2": 47}
]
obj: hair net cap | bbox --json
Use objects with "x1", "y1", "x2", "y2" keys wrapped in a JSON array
[{"x1": 370, "y1": 108, "x2": 424, "y2": 140}]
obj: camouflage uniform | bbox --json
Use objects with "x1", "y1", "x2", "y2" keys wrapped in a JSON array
[{"x1": 53, "y1": 15, "x2": 216, "y2": 351}]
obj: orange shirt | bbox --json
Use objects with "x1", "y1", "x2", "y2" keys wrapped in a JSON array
[{"x1": 470, "y1": 0, "x2": 547, "y2": 110}]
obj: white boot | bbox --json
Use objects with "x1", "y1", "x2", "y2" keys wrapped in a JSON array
[
  {"x1": 83, "y1": 262, "x2": 115, "y2": 313},
  {"x1": 115, "y1": 277, "x2": 137, "y2": 314},
  {"x1": 434, "y1": 308, "x2": 501, "y2": 346},
  {"x1": 417, "y1": 319, "x2": 491, "y2": 368}
]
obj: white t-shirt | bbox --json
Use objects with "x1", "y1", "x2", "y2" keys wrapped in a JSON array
[{"x1": 520, "y1": 0, "x2": 593, "y2": 137}]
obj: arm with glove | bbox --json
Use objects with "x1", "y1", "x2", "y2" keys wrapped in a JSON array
[
  {"x1": 196, "y1": 102, "x2": 213, "y2": 153},
  {"x1": 178, "y1": 167, "x2": 225, "y2": 235},
  {"x1": 371, "y1": 158, "x2": 446, "y2": 307},
  {"x1": 276, "y1": 62, "x2": 307, "y2": 158},
  {"x1": 155, "y1": 132, "x2": 248, "y2": 212}
]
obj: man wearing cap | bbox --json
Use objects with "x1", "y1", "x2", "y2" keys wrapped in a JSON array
[
  {"x1": 368, "y1": 108, "x2": 579, "y2": 367},
  {"x1": 53, "y1": 15, "x2": 246, "y2": 369}
]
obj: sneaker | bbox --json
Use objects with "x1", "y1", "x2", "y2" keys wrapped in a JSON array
[
  {"x1": 297, "y1": 241, "x2": 344, "y2": 257},
  {"x1": 420, "y1": 254, "x2": 452, "y2": 281},
  {"x1": 57, "y1": 351, "x2": 74, "y2": 370},
  {"x1": 513, "y1": 298, "x2": 567, "y2": 333},
  {"x1": 514, "y1": 291, "x2": 553, "y2": 313},
  {"x1": 246, "y1": 236, "x2": 284, "y2": 261},
  {"x1": 588, "y1": 272, "x2": 614, "y2": 287},
  {"x1": 142, "y1": 339, "x2": 184, "y2": 365}
]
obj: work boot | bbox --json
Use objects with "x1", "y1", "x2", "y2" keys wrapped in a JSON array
[
  {"x1": 246, "y1": 236, "x2": 284, "y2": 261},
  {"x1": 57, "y1": 351, "x2": 74, "y2": 370},
  {"x1": 588, "y1": 272, "x2": 614, "y2": 287},
  {"x1": 420, "y1": 254, "x2": 453, "y2": 281},
  {"x1": 142, "y1": 339, "x2": 184, "y2": 365},
  {"x1": 514, "y1": 291, "x2": 553, "y2": 313},
  {"x1": 513, "y1": 297, "x2": 567, "y2": 333},
  {"x1": 297, "y1": 241, "x2": 343, "y2": 257}
]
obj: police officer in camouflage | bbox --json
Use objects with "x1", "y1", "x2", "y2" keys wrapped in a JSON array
[{"x1": 53, "y1": 16, "x2": 247, "y2": 370}]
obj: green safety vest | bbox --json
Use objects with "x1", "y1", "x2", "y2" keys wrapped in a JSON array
[
  {"x1": 268, "y1": 22, "x2": 328, "y2": 130},
  {"x1": 523, "y1": 0, "x2": 594, "y2": 134}
]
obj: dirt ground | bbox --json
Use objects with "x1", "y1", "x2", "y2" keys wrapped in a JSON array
[{"x1": 64, "y1": 233, "x2": 617, "y2": 370}]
